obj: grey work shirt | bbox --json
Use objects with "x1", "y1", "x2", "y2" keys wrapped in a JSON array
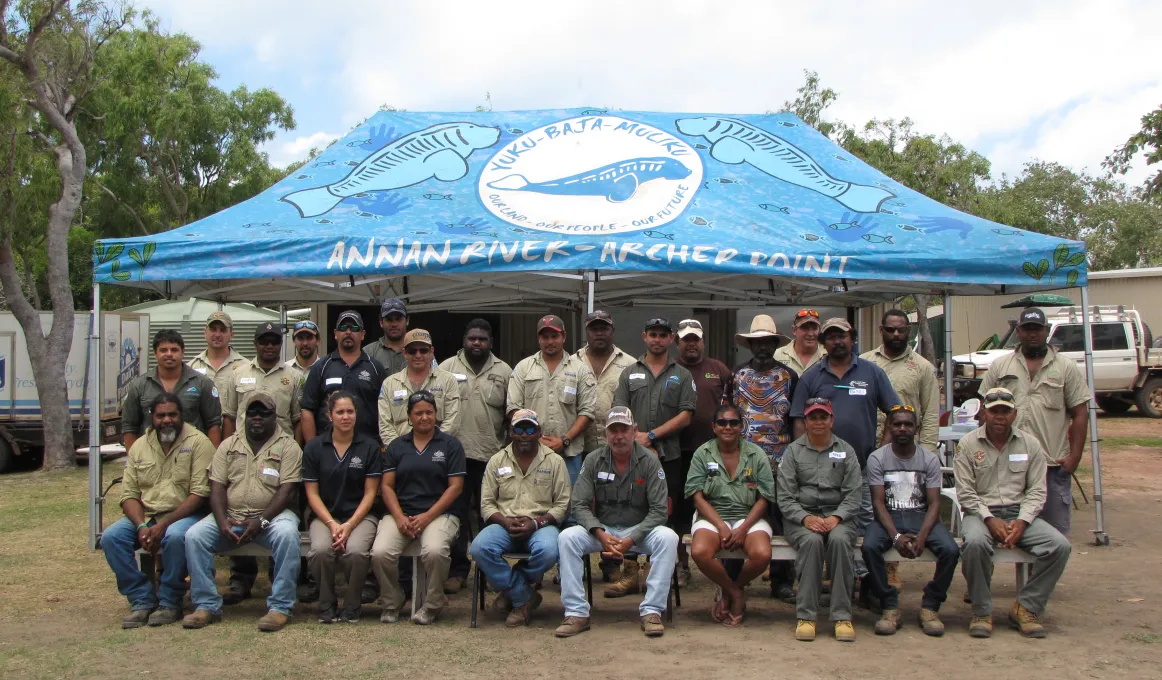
[
  {"x1": 571, "y1": 443, "x2": 669, "y2": 545},
  {"x1": 790, "y1": 356, "x2": 900, "y2": 467},
  {"x1": 363, "y1": 339, "x2": 406, "y2": 376},
  {"x1": 121, "y1": 365, "x2": 222, "y2": 436},
  {"x1": 611, "y1": 356, "x2": 697, "y2": 462},
  {"x1": 776, "y1": 434, "x2": 863, "y2": 525}
]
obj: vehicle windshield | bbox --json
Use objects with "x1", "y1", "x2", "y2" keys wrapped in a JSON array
[{"x1": 1002, "y1": 331, "x2": 1021, "y2": 349}]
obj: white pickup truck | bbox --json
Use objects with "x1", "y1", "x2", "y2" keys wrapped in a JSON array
[{"x1": 952, "y1": 304, "x2": 1162, "y2": 418}]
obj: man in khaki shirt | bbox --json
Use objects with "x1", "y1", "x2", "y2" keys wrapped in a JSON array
[
  {"x1": 955, "y1": 387, "x2": 1071, "y2": 640},
  {"x1": 378, "y1": 329, "x2": 460, "y2": 445},
  {"x1": 774, "y1": 309, "x2": 826, "y2": 377},
  {"x1": 979, "y1": 307, "x2": 1089, "y2": 535},
  {"x1": 103, "y1": 393, "x2": 215, "y2": 629},
  {"x1": 861, "y1": 309, "x2": 940, "y2": 452},
  {"x1": 183, "y1": 393, "x2": 304, "y2": 632},
  {"x1": 576, "y1": 310, "x2": 636, "y2": 452},
  {"x1": 221, "y1": 323, "x2": 303, "y2": 441},
  {"x1": 188, "y1": 311, "x2": 249, "y2": 397},
  {"x1": 470, "y1": 410, "x2": 571, "y2": 627},
  {"x1": 507, "y1": 314, "x2": 597, "y2": 483}
]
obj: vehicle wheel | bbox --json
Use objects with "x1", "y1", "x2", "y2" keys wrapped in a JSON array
[
  {"x1": 1135, "y1": 378, "x2": 1162, "y2": 418},
  {"x1": 1096, "y1": 396, "x2": 1133, "y2": 414},
  {"x1": 0, "y1": 437, "x2": 14, "y2": 474}
]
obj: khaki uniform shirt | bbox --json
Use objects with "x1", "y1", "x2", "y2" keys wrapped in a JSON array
[
  {"x1": 377, "y1": 367, "x2": 461, "y2": 445},
  {"x1": 954, "y1": 426, "x2": 1048, "y2": 525},
  {"x1": 684, "y1": 439, "x2": 776, "y2": 523},
  {"x1": 120, "y1": 423, "x2": 215, "y2": 516},
  {"x1": 363, "y1": 339, "x2": 407, "y2": 375},
  {"x1": 979, "y1": 348, "x2": 1088, "y2": 466},
  {"x1": 774, "y1": 342, "x2": 825, "y2": 378},
  {"x1": 507, "y1": 351, "x2": 597, "y2": 458},
  {"x1": 284, "y1": 355, "x2": 321, "y2": 382},
  {"x1": 220, "y1": 359, "x2": 303, "y2": 437},
  {"x1": 776, "y1": 434, "x2": 863, "y2": 525},
  {"x1": 439, "y1": 351, "x2": 511, "y2": 462},
  {"x1": 480, "y1": 443, "x2": 571, "y2": 523},
  {"x1": 612, "y1": 356, "x2": 697, "y2": 462},
  {"x1": 577, "y1": 345, "x2": 636, "y2": 451},
  {"x1": 861, "y1": 345, "x2": 941, "y2": 451},
  {"x1": 189, "y1": 347, "x2": 249, "y2": 397},
  {"x1": 571, "y1": 443, "x2": 669, "y2": 544},
  {"x1": 209, "y1": 432, "x2": 303, "y2": 522}
]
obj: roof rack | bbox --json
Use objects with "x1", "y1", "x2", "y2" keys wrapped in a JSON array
[{"x1": 1055, "y1": 305, "x2": 1136, "y2": 324}]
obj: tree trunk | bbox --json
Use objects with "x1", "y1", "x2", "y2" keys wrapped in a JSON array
[{"x1": 913, "y1": 293, "x2": 937, "y2": 365}]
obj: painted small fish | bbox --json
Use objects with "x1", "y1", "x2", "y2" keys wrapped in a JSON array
[
  {"x1": 242, "y1": 222, "x2": 272, "y2": 228},
  {"x1": 354, "y1": 211, "x2": 380, "y2": 219},
  {"x1": 345, "y1": 161, "x2": 360, "y2": 166},
  {"x1": 758, "y1": 204, "x2": 790, "y2": 214},
  {"x1": 897, "y1": 224, "x2": 924, "y2": 233},
  {"x1": 581, "y1": 109, "x2": 607, "y2": 115},
  {"x1": 506, "y1": 128, "x2": 524, "y2": 135},
  {"x1": 353, "y1": 192, "x2": 371, "y2": 198},
  {"x1": 487, "y1": 157, "x2": 690, "y2": 203},
  {"x1": 643, "y1": 230, "x2": 675, "y2": 240},
  {"x1": 693, "y1": 143, "x2": 709, "y2": 149},
  {"x1": 992, "y1": 228, "x2": 1023, "y2": 236},
  {"x1": 880, "y1": 209, "x2": 898, "y2": 216},
  {"x1": 269, "y1": 229, "x2": 295, "y2": 234},
  {"x1": 412, "y1": 230, "x2": 431, "y2": 235},
  {"x1": 470, "y1": 231, "x2": 498, "y2": 238},
  {"x1": 800, "y1": 233, "x2": 821, "y2": 242},
  {"x1": 778, "y1": 121, "x2": 797, "y2": 128},
  {"x1": 312, "y1": 161, "x2": 336, "y2": 167},
  {"x1": 315, "y1": 219, "x2": 335, "y2": 224},
  {"x1": 710, "y1": 178, "x2": 739, "y2": 184},
  {"x1": 833, "y1": 155, "x2": 851, "y2": 163},
  {"x1": 423, "y1": 193, "x2": 453, "y2": 200},
  {"x1": 293, "y1": 174, "x2": 313, "y2": 180},
  {"x1": 688, "y1": 216, "x2": 713, "y2": 227},
  {"x1": 346, "y1": 138, "x2": 372, "y2": 147},
  {"x1": 862, "y1": 234, "x2": 894, "y2": 244},
  {"x1": 829, "y1": 221, "x2": 864, "y2": 231},
  {"x1": 888, "y1": 200, "x2": 905, "y2": 207}
]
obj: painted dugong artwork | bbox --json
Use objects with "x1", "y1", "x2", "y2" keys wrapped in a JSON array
[
  {"x1": 674, "y1": 117, "x2": 894, "y2": 213},
  {"x1": 485, "y1": 156, "x2": 691, "y2": 203},
  {"x1": 281, "y1": 122, "x2": 501, "y2": 218}
]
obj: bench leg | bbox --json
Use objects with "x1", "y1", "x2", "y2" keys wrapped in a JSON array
[
  {"x1": 1015, "y1": 563, "x2": 1031, "y2": 592},
  {"x1": 666, "y1": 567, "x2": 676, "y2": 625},
  {"x1": 136, "y1": 552, "x2": 157, "y2": 586},
  {"x1": 584, "y1": 556, "x2": 593, "y2": 606},
  {"x1": 470, "y1": 563, "x2": 480, "y2": 629},
  {"x1": 411, "y1": 556, "x2": 425, "y2": 618}
]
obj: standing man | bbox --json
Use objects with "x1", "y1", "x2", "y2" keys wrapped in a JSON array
[
  {"x1": 978, "y1": 307, "x2": 1089, "y2": 536},
  {"x1": 300, "y1": 311, "x2": 386, "y2": 444},
  {"x1": 774, "y1": 309, "x2": 826, "y2": 377},
  {"x1": 122, "y1": 329, "x2": 221, "y2": 451},
  {"x1": 674, "y1": 318, "x2": 732, "y2": 586},
  {"x1": 576, "y1": 310, "x2": 636, "y2": 453},
  {"x1": 188, "y1": 311, "x2": 249, "y2": 397},
  {"x1": 285, "y1": 320, "x2": 322, "y2": 381},
  {"x1": 221, "y1": 323, "x2": 303, "y2": 441},
  {"x1": 378, "y1": 329, "x2": 460, "y2": 445},
  {"x1": 507, "y1": 314, "x2": 597, "y2": 483},
  {"x1": 725, "y1": 314, "x2": 797, "y2": 600},
  {"x1": 439, "y1": 318, "x2": 511, "y2": 592},
  {"x1": 363, "y1": 298, "x2": 409, "y2": 375},
  {"x1": 955, "y1": 387, "x2": 1072, "y2": 639}
]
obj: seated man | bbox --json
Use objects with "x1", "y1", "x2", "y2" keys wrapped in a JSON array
[
  {"x1": 182, "y1": 393, "x2": 304, "y2": 632},
  {"x1": 470, "y1": 410, "x2": 570, "y2": 627},
  {"x1": 103, "y1": 393, "x2": 216, "y2": 628},
  {"x1": 555, "y1": 407, "x2": 678, "y2": 639},
  {"x1": 956, "y1": 387, "x2": 1071, "y2": 639},
  {"x1": 777, "y1": 398, "x2": 862, "y2": 642},
  {"x1": 862, "y1": 405, "x2": 959, "y2": 636}
]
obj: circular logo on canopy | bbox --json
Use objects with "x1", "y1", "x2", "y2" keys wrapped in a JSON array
[{"x1": 478, "y1": 116, "x2": 703, "y2": 235}]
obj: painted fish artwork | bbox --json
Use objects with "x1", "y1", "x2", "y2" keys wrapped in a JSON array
[
  {"x1": 642, "y1": 231, "x2": 675, "y2": 240},
  {"x1": 800, "y1": 233, "x2": 821, "y2": 242},
  {"x1": 423, "y1": 193, "x2": 453, "y2": 200},
  {"x1": 820, "y1": 213, "x2": 877, "y2": 243},
  {"x1": 688, "y1": 216, "x2": 713, "y2": 227},
  {"x1": 862, "y1": 234, "x2": 894, "y2": 244},
  {"x1": 992, "y1": 228, "x2": 1023, "y2": 236},
  {"x1": 676, "y1": 117, "x2": 894, "y2": 212},
  {"x1": 282, "y1": 122, "x2": 501, "y2": 218},
  {"x1": 897, "y1": 224, "x2": 924, "y2": 233},
  {"x1": 486, "y1": 157, "x2": 691, "y2": 203},
  {"x1": 758, "y1": 204, "x2": 790, "y2": 214}
]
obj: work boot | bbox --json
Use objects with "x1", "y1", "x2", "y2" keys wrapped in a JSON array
[
  {"x1": 300, "y1": 579, "x2": 319, "y2": 604},
  {"x1": 318, "y1": 605, "x2": 337, "y2": 624},
  {"x1": 640, "y1": 612, "x2": 664, "y2": 638},
  {"x1": 874, "y1": 608, "x2": 901, "y2": 635},
  {"x1": 361, "y1": 580, "x2": 379, "y2": 605},
  {"x1": 969, "y1": 614, "x2": 993, "y2": 638},
  {"x1": 379, "y1": 607, "x2": 400, "y2": 624},
  {"x1": 834, "y1": 620, "x2": 856, "y2": 642},
  {"x1": 919, "y1": 608, "x2": 945, "y2": 637},
  {"x1": 886, "y1": 562, "x2": 902, "y2": 589},
  {"x1": 221, "y1": 581, "x2": 251, "y2": 606},
  {"x1": 676, "y1": 564, "x2": 691, "y2": 588},
  {"x1": 505, "y1": 590, "x2": 542, "y2": 627},
  {"x1": 1009, "y1": 602, "x2": 1048, "y2": 638},
  {"x1": 443, "y1": 575, "x2": 466, "y2": 594},
  {"x1": 554, "y1": 616, "x2": 591, "y2": 638},
  {"x1": 604, "y1": 560, "x2": 640, "y2": 598},
  {"x1": 771, "y1": 582, "x2": 795, "y2": 603},
  {"x1": 147, "y1": 607, "x2": 181, "y2": 627},
  {"x1": 600, "y1": 560, "x2": 619, "y2": 583},
  {"x1": 411, "y1": 606, "x2": 440, "y2": 625},
  {"x1": 181, "y1": 609, "x2": 220, "y2": 629},
  {"x1": 491, "y1": 591, "x2": 512, "y2": 614},
  {"x1": 257, "y1": 610, "x2": 291, "y2": 632},
  {"x1": 794, "y1": 619, "x2": 816, "y2": 641},
  {"x1": 121, "y1": 609, "x2": 153, "y2": 629}
]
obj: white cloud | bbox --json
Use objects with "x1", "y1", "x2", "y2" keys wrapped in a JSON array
[{"x1": 265, "y1": 131, "x2": 341, "y2": 168}]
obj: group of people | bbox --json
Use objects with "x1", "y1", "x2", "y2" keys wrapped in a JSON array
[{"x1": 105, "y1": 300, "x2": 1083, "y2": 641}]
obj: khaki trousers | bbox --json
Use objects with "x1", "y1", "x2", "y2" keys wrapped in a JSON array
[
  {"x1": 371, "y1": 514, "x2": 460, "y2": 612},
  {"x1": 307, "y1": 516, "x2": 378, "y2": 612}
]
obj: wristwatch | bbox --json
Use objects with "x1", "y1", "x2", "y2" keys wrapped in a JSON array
[
  {"x1": 561, "y1": 436, "x2": 571, "y2": 450},
  {"x1": 260, "y1": 518, "x2": 271, "y2": 530},
  {"x1": 647, "y1": 430, "x2": 657, "y2": 443},
  {"x1": 892, "y1": 532, "x2": 902, "y2": 543}
]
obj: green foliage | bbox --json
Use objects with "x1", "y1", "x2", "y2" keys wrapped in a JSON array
[
  {"x1": 1104, "y1": 105, "x2": 1162, "y2": 200},
  {"x1": 776, "y1": 70, "x2": 845, "y2": 139}
]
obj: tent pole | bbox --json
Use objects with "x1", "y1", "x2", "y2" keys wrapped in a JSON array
[
  {"x1": 1080, "y1": 286, "x2": 1109, "y2": 546},
  {"x1": 88, "y1": 283, "x2": 102, "y2": 550},
  {"x1": 943, "y1": 290, "x2": 954, "y2": 414},
  {"x1": 585, "y1": 271, "x2": 595, "y2": 314},
  {"x1": 279, "y1": 304, "x2": 287, "y2": 363}
]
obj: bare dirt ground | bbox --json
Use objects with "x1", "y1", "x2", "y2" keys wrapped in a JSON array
[{"x1": 1, "y1": 413, "x2": 1160, "y2": 679}]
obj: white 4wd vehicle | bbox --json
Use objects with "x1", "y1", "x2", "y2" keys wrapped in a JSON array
[{"x1": 953, "y1": 305, "x2": 1162, "y2": 417}]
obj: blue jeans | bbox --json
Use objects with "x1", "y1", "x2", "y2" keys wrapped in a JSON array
[
  {"x1": 103, "y1": 514, "x2": 204, "y2": 611},
  {"x1": 469, "y1": 523, "x2": 559, "y2": 607},
  {"x1": 184, "y1": 510, "x2": 300, "y2": 616},
  {"x1": 564, "y1": 455, "x2": 582, "y2": 485},
  {"x1": 861, "y1": 510, "x2": 959, "y2": 610},
  {"x1": 558, "y1": 524, "x2": 678, "y2": 618}
]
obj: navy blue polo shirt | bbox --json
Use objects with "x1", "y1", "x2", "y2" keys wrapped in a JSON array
[
  {"x1": 384, "y1": 429, "x2": 467, "y2": 517},
  {"x1": 302, "y1": 432, "x2": 384, "y2": 522},
  {"x1": 301, "y1": 351, "x2": 386, "y2": 443},
  {"x1": 790, "y1": 356, "x2": 900, "y2": 467}
]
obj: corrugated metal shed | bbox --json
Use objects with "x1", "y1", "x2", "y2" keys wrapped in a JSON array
[{"x1": 115, "y1": 299, "x2": 281, "y2": 368}]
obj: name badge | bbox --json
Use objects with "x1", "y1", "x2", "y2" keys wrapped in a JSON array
[
  {"x1": 829, "y1": 451, "x2": 847, "y2": 460},
  {"x1": 1008, "y1": 453, "x2": 1028, "y2": 463},
  {"x1": 239, "y1": 377, "x2": 257, "y2": 385},
  {"x1": 597, "y1": 471, "x2": 615, "y2": 481},
  {"x1": 707, "y1": 462, "x2": 719, "y2": 472},
  {"x1": 194, "y1": 367, "x2": 208, "y2": 375},
  {"x1": 325, "y1": 377, "x2": 343, "y2": 386},
  {"x1": 261, "y1": 467, "x2": 280, "y2": 478},
  {"x1": 563, "y1": 385, "x2": 577, "y2": 395},
  {"x1": 393, "y1": 389, "x2": 409, "y2": 400},
  {"x1": 629, "y1": 373, "x2": 646, "y2": 380},
  {"x1": 849, "y1": 388, "x2": 867, "y2": 396},
  {"x1": 884, "y1": 472, "x2": 904, "y2": 482},
  {"x1": 453, "y1": 373, "x2": 467, "y2": 382}
]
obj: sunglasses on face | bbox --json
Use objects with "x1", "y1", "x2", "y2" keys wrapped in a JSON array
[
  {"x1": 512, "y1": 425, "x2": 539, "y2": 436},
  {"x1": 882, "y1": 326, "x2": 909, "y2": 335},
  {"x1": 806, "y1": 397, "x2": 832, "y2": 406},
  {"x1": 405, "y1": 346, "x2": 431, "y2": 355},
  {"x1": 256, "y1": 337, "x2": 282, "y2": 346},
  {"x1": 795, "y1": 309, "x2": 820, "y2": 318},
  {"x1": 714, "y1": 418, "x2": 742, "y2": 427},
  {"x1": 246, "y1": 407, "x2": 275, "y2": 417},
  {"x1": 336, "y1": 323, "x2": 363, "y2": 332}
]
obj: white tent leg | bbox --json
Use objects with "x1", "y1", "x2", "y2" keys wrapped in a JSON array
[
  {"x1": 944, "y1": 291, "x2": 954, "y2": 413},
  {"x1": 279, "y1": 304, "x2": 287, "y2": 363},
  {"x1": 585, "y1": 271, "x2": 595, "y2": 314},
  {"x1": 1080, "y1": 287, "x2": 1109, "y2": 545},
  {"x1": 88, "y1": 283, "x2": 102, "y2": 550}
]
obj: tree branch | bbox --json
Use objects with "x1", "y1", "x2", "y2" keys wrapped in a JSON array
[{"x1": 94, "y1": 179, "x2": 150, "y2": 236}]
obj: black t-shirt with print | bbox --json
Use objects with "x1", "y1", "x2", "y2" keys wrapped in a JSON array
[
  {"x1": 302, "y1": 432, "x2": 384, "y2": 521},
  {"x1": 384, "y1": 429, "x2": 467, "y2": 516}
]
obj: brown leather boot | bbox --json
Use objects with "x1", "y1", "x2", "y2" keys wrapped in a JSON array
[{"x1": 604, "y1": 560, "x2": 640, "y2": 598}]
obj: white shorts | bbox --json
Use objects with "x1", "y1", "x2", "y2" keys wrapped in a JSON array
[{"x1": 690, "y1": 517, "x2": 773, "y2": 537}]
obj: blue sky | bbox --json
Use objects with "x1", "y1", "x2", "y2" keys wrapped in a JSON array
[{"x1": 141, "y1": 0, "x2": 1161, "y2": 188}]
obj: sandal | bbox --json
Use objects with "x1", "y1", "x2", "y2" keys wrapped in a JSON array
[
  {"x1": 711, "y1": 595, "x2": 729, "y2": 623},
  {"x1": 723, "y1": 590, "x2": 746, "y2": 627}
]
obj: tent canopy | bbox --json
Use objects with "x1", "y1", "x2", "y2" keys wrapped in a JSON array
[{"x1": 94, "y1": 109, "x2": 1087, "y2": 308}]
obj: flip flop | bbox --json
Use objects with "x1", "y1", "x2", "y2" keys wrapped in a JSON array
[
  {"x1": 711, "y1": 595, "x2": 728, "y2": 623},
  {"x1": 722, "y1": 611, "x2": 744, "y2": 628}
]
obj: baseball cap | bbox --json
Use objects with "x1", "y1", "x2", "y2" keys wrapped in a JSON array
[
  {"x1": 336, "y1": 310, "x2": 364, "y2": 328},
  {"x1": 537, "y1": 315, "x2": 565, "y2": 333},
  {"x1": 676, "y1": 319, "x2": 703, "y2": 338},
  {"x1": 605, "y1": 406, "x2": 635, "y2": 428},
  {"x1": 1018, "y1": 308, "x2": 1048, "y2": 328},
  {"x1": 982, "y1": 387, "x2": 1017, "y2": 410},
  {"x1": 244, "y1": 391, "x2": 277, "y2": 412},
  {"x1": 403, "y1": 328, "x2": 433, "y2": 347},
  {"x1": 206, "y1": 311, "x2": 233, "y2": 330},
  {"x1": 644, "y1": 317, "x2": 673, "y2": 332},
  {"x1": 254, "y1": 322, "x2": 283, "y2": 341},
  {"x1": 803, "y1": 397, "x2": 834, "y2": 416},
  {"x1": 793, "y1": 309, "x2": 821, "y2": 328},
  {"x1": 380, "y1": 298, "x2": 407, "y2": 318},
  {"x1": 292, "y1": 320, "x2": 319, "y2": 337},
  {"x1": 820, "y1": 317, "x2": 853, "y2": 335},
  {"x1": 511, "y1": 409, "x2": 539, "y2": 427},
  {"x1": 585, "y1": 310, "x2": 614, "y2": 327}
]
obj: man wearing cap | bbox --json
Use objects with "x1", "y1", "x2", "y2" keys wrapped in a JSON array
[
  {"x1": 675, "y1": 318, "x2": 732, "y2": 586},
  {"x1": 778, "y1": 398, "x2": 863, "y2": 642},
  {"x1": 955, "y1": 387, "x2": 1071, "y2": 639},
  {"x1": 978, "y1": 307, "x2": 1088, "y2": 536},
  {"x1": 555, "y1": 406, "x2": 678, "y2": 638},
  {"x1": 301, "y1": 311, "x2": 387, "y2": 444},
  {"x1": 471, "y1": 410, "x2": 571, "y2": 627},
  {"x1": 507, "y1": 314, "x2": 597, "y2": 483},
  {"x1": 188, "y1": 311, "x2": 249, "y2": 398},
  {"x1": 439, "y1": 318, "x2": 512, "y2": 593},
  {"x1": 576, "y1": 310, "x2": 636, "y2": 454},
  {"x1": 183, "y1": 392, "x2": 304, "y2": 632},
  {"x1": 221, "y1": 323, "x2": 303, "y2": 441},
  {"x1": 378, "y1": 329, "x2": 460, "y2": 445},
  {"x1": 285, "y1": 321, "x2": 322, "y2": 380},
  {"x1": 364, "y1": 298, "x2": 410, "y2": 375},
  {"x1": 122, "y1": 329, "x2": 222, "y2": 452},
  {"x1": 725, "y1": 314, "x2": 798, "y2": 600},
  {"x1": 774, "y1": 309, "x2": 826, "y2": 378}
]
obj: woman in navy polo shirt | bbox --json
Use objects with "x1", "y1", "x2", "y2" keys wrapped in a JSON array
[
  {"x1": 303, "y1": 391, "x2": 383, "y2": 624},
  {"x1": 371, "y1": 390, "x2": 466, "y2": 625}
]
